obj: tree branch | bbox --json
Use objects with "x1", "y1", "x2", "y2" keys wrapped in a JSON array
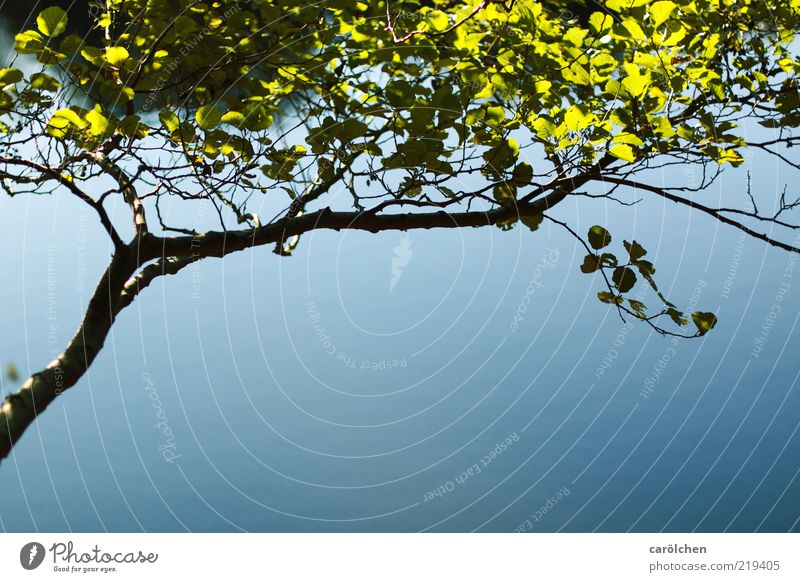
[
  {"x1": 91, "y1": 153, "x2": 149, "y2": 236},
  {"x1": 0, "y1": 188, "x2": 567, "y2": 459},
  {"x1": 0, "y1": 156, "x2": 125, "y2": 250},
  {"x1": 597, "y1": 177, "x2": 800, "y2": 254},
  {"x1": 140, "y1": 190, "x2": 566, "y2": 263},
  {"x1": 0, "y1": 249, "x2": 137, "y2": 460}
]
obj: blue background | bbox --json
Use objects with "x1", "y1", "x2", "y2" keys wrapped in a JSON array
[
  {"x1": 1, "y1": 147, "x2": 798, "y2": 532},
  {"x1": 0, "y1": 14, "x2": 798, "y2": 532}
]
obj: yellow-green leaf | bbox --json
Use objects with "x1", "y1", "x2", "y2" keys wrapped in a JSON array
[
  {"x1": 610, "y1": 143, "x2": 636, "y2": 162},
  {"x1": 105, "y1": 46, "x2": 129, "y2": 66},
  {"x1": 589, "y1": 12, "x2": 612, "y2": 34},
  {"x1": 51, "y1": 108, "x2": 87, "y2": 128},
  {"x1": 621, "y1": 64, "x2": 650, "y2": 98},
  {"x1": 196, "y1": 104, "x2": 222, "y2": 130},
  {"x1": 30, "y1": 72, "x2": 61, "y2": 92},
  {"x1": 0, "y1": 68, "x2": 23, "y2": 87},
  {"x1": 85, "y1": 108, "x2": 110, "y2": 136},
  {"x1": 159, "y1": 111, "x2": 180, "y2": 133},
  {"x1": 118, "y1": 115, "x2": 148, "y2": 138},
  {"x1": 607, "y1": 0, "x2": 651, "y2": 9},
  {"x1": 621, "y1": 18, "x2": 647, "y2": 41},
  {"x1": 650, "y1": 1, "x2": 677, "y2": 27},
  {"x1": 613, "y1": 132, "x2": 645, "y2": 147},
  {"x1": 221, "y1": 111, "x2": 246, "y2": 127},
  {"x1": 47, "y1": 108, "x2": 88, "y2": 138},
  {"x1": 564, "y1": 105, "x2": 594, "y2": 132},
  {"x1": 533, "y1": 117, "x2": 557, "y2": 139},
  {"x1": 692, "y1": 312, "x2": 717, "y2": 335},
  {"x1": 15, "y1": 30, "x2": 45, "y2": 54},
  {"x1": 425, "y1": 10, "x2": 449, "y2": 32},
  {"x1": 37, "y1": 7, "x2": 68, "y2": 37},
  {"x1": 81, "y1": 46, "x2": 104, "y2": 66},
  {"x1": 588, "y1": 225, "x2": 612, "y2": 250}
]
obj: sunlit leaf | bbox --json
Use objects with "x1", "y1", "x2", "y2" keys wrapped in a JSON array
[
  {"x1": 37, "y1": 7, "x2": 68, "y2": 37},
  {"x1": 105, "y1": 46, "x2": 129, "y2": 66},
  {"x1": 692, "y1": 312, "x2": 718, "y2": 335}
]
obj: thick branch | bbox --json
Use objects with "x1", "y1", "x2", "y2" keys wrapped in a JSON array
[
  {"x1": 141, "y1": 191, "x2": 565, "y2": 262},
  {"x1": 117, "y1": 256, "x2": 199, "y2": 312},
  {"x1": 0, "y1": 250, "x2": 136, "y2": 460}
]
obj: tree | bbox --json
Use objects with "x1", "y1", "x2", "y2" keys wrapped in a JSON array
[{"x1": 0, "y1": 0, "x2": 798, "y2": 459}]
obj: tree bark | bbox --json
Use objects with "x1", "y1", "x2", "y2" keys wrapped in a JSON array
[
  {"x1": 0, "y1": 250, "x2": 136, "y2": 459},
  {"x1": 140, "y1": 195, "x2": 566, "y2": 262}
]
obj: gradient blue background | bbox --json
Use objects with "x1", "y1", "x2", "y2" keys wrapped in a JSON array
[
  {"x1": 1, "y1": 144, "x2": 798, "y2": 532},
  {"x1": 0, "y1": 14, "x2": 798, "y2": 532}
]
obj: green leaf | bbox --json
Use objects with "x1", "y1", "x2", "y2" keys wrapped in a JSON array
[
  {"x1": 30, "y1": 72, "x2": 60, "y2": 92},
  {"x1": 5, "y1": 362, "x2": 19, "y2": 382},
  {"x1": 667, "y1": 308, "x2": 688, "y2": 326},
  {"x1": 512, "y1": 162, "x2": 533, "y2": 185},
  {"x1": 650, "y1": 1, "x2": 677, "y2": 27},
  {"x1": 598, "y1": 291, "x2": 621, "y2": 305},
  {"x1": 600, "y1": 253, "x2": 618, "y2": 268},
  {"x1": 196, "y1": 105, "x2": 223, "y2": 130},
  {"x1": 242, "y1": 103, "x2": 272, "y2": 131},
  {"x1": 581, "y1": 254, "x2": 601, "y2": 273},
  {"x1": 339, "y1": 118, "x2": 368, "y2": 141},
  {"x1": 629, "y1": 299, "x2": 647, "y2": 317},
  {"x1": 105, "y1": 46, "x2": 129, "y2": 66},
  {"x1": 612, "y1": 267, "x2": 637, "y2": 293},
  {"x1": 0, "y1": 68, "x2": 23, "y2": 87},
  {"x1": 37, "y1": 7, "x2": 68, "y2": 37},
  {"x1": 221, "y1": 111, "x2": 246, "y2": 128},
  {"x1": 99, "y1": 80, "x2": 134, "y2": 104},
  {"x1": 483, "y1": 138, "x2": 519, "y2": 170},
  {"x1": 635, "y1": 260, "x2": 655, "y2": 276},
  {"x1": 520, "y1": 214, "x2": 543, "y2": 232},
  {"x1": 691, "y1": 312, "x2": 717, "y2": 335},
  {"x1": 85, "y1": 108, "x2": 111, "y2": 136},
  {"x1": 59, "y1": 34, "x2": 83, "y2": 55},
  {"x1": 588, "y1": 225, "x2": 612, "y2": 249},
  {"x1": 624, "y1": 240, "x2": 647, "y2": 261},
  {"x1": 159, "y1": 111, "x2": 180, "y2": 133},
  {"x1": 15, "y1": 30, "x2": 45, "y2": 54},
  {"x1": 621, "y1": 64, "x2": 650, "y2": 98},
  {"x1": 610, "y1": 143, "x2": 635, "y2": 162},
  {"x1": 118, "y1": 115, "x2": 147, "y2": 139},
  {"x1": 493, "y1": 182, "x2": 516, "y2": 204},
  {"x1": 385, "y1": 80, "x2": 415, "y2": 108}
]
